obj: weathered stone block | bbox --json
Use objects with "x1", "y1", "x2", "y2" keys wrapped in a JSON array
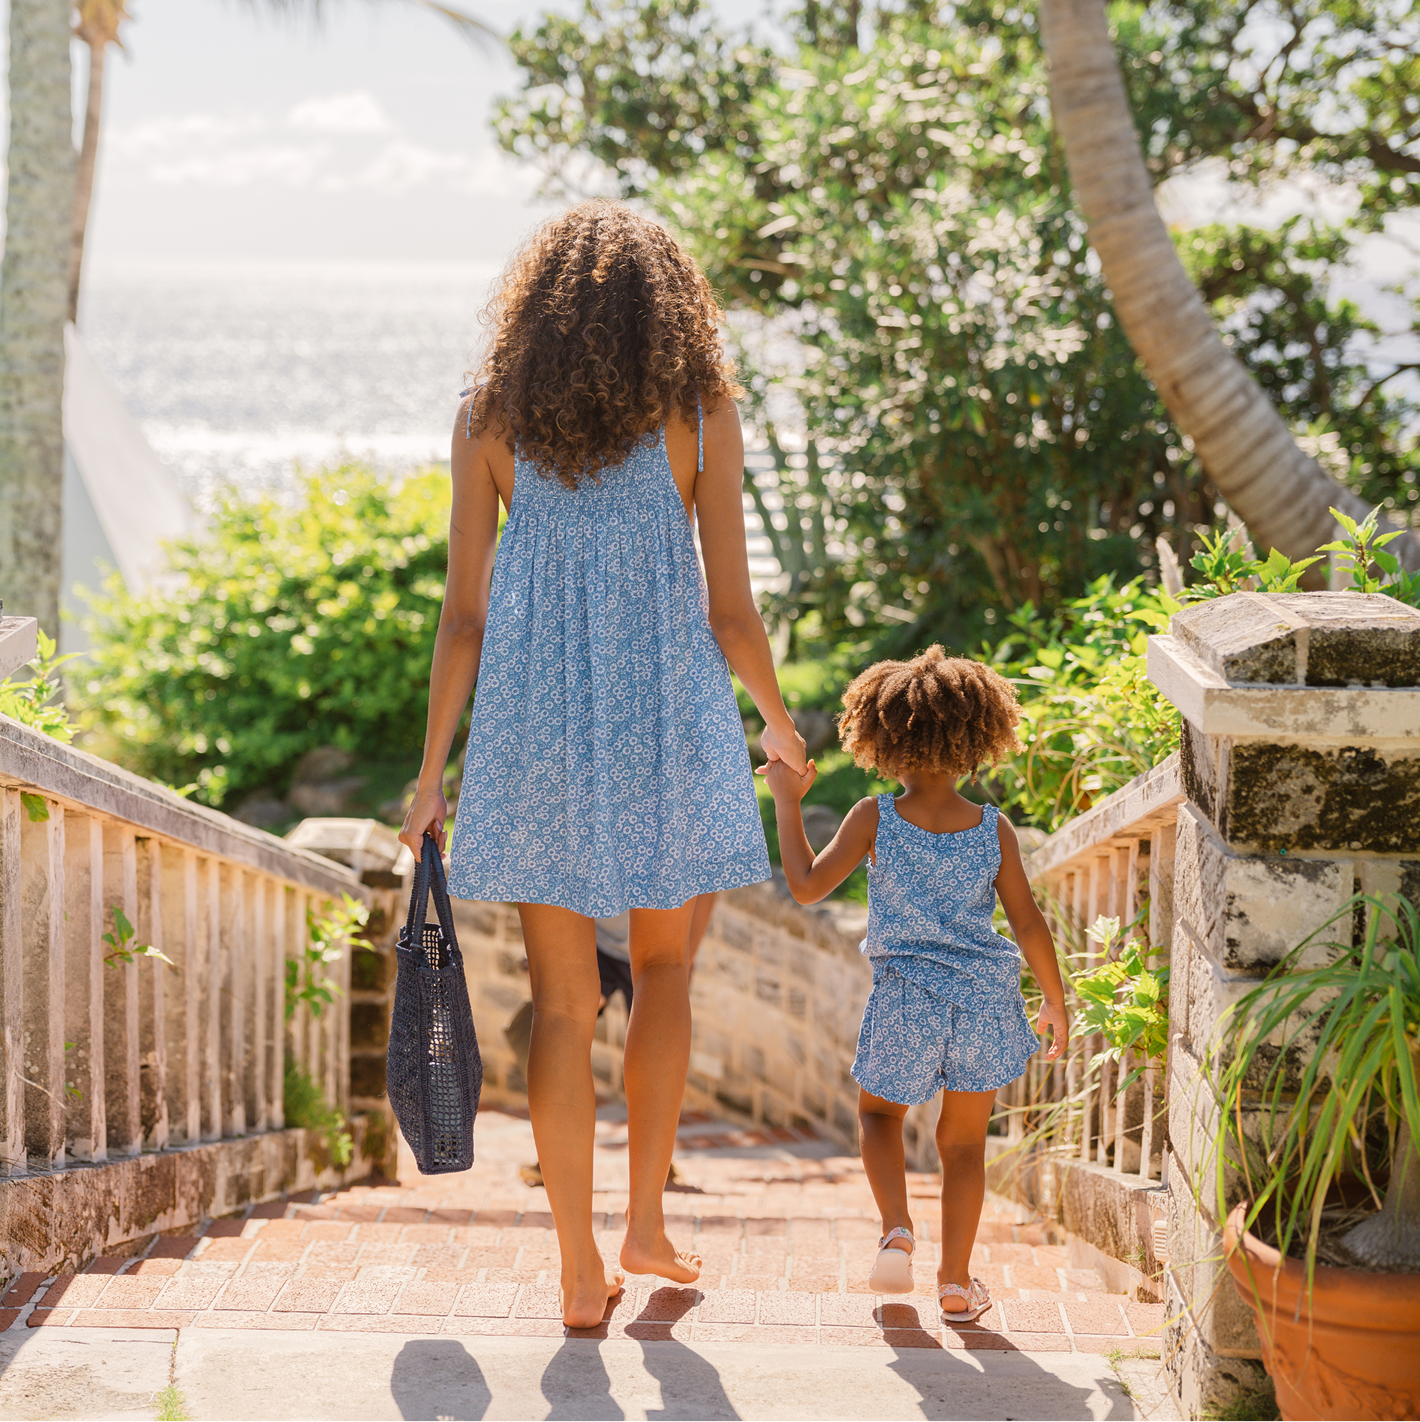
[
  {"x1": 1171, "y1": 591, "x2": 1420, "y2": 687},
  {"x1": 1173, "y1": 806, "x2": 1351, "y2": 972},
  {"x1": 1183, "y1": 726, "x2": 1420, "y2": 854},
  {"x1": 1229, "y1": 742, "x2": 1420, "y2": 854},
  {"x1": 1165, "y1": 1270, "x2": 1270, "y2": 1421}
]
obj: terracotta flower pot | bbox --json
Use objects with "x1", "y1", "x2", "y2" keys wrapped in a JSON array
[{"x1": 1224, "y1": 1203, "x2": 1420, "y2": 1421}]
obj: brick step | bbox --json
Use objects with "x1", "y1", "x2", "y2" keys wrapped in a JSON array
[{"x1": 0, "y1": 1108, "x2": 1165, "y2": 1356}]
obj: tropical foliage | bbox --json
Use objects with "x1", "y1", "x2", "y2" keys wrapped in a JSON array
[
  {"x1": 0, "y1": 630, "x2": 76, "y2": 741},
  {"x1": 78, "y1": 467, "x2": 450, "y2": 809},
  {"x1": 497, "y1": 0, "x2": 1420, "y2": 650}
]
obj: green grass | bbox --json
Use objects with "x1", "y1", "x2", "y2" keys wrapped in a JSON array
[
  {"x1": 152, "y1": 1385, "x2": 191, "y2": 1421},
  {"x1": 1203, "y1": 1386, "x2": 1279, "y2": 1422}
]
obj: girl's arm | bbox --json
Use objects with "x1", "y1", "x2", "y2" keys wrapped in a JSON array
[
  {"x1": 994, "y1": 815, "x2": 1070, "y2": 1058},
  {"x1": 761, "y1": 760, "x2": 878, "y2": 904},
  {"x1": 695, "y1": 402, "x2": 807, "y2": 774},
  {"x1": 399, "y1": 400, "x2": 503, "y2": 855}
]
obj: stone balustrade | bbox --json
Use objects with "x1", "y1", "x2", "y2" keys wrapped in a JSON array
[{"x1": 0, "y1": 710, "x2": 382, "y2": 1276}]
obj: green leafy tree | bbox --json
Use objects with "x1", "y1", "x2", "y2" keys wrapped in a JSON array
[
  {"x1": 79, "y1": 466, "x2": 450, "y2": 808},
  {"x1": 498, "y1": 0, "x2": 1418, "y2": 648}
]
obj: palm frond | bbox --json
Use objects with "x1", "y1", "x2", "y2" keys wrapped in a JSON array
[{"x1": 232, "y1": 0, "x2": 501, "y2": 48}]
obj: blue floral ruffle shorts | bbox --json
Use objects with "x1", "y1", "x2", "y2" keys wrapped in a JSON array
[{"x1": 851, "y1": 963, "x2": 1039, "y2": 1105}]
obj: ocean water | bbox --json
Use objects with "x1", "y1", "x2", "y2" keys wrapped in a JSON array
[
  {"x1": 81, "y1": 260, "x2": 502, "y2": 505},
  {"x1": 80, "y1": 259, "x2": 783, "y2": 582}
]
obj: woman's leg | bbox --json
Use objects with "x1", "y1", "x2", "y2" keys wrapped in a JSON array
[
  {"x1": 934, "y1": 1089, "x2": 998, "y2": 1308},
  {"x1": 619, "y1": 902, "x2": 702, "y2": 1283},
  {"x1": 517, "y1": 903, "x2": 624, "y2": 1327},
  {"x1": 858, "y1": 1089, "x2": 913, "y2": 1252}
]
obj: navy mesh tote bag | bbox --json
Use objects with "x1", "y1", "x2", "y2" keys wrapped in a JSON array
[{"x1": 387, "y1": 834, "x2": 483, "y2": 1174}]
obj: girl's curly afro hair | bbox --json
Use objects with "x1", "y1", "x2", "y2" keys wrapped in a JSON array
[
  {"x1": 838, "y1": 645, "x2": 1023, "y2": 780},
  {"x1": 467, "y1": 199, "x2": 742, "y2": 487}
]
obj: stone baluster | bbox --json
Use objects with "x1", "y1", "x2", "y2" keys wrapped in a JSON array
[
  {"x1": 201, "y1": 856, "x2": 221, "y2": 1140},
  {"x1": 269, "y1": 883, "x2": 288, "y2": 1130},
  {"x1": 103, "y1": 823, "x2": 141, "y2": 1157},
  {"x1": 21, "y1": 799, "x2": 66, "y2": 1168},
  {"x1": 161, "y1": 846, "x2": 200, "y2": 1144},
  {"x1": 136, "y1": 837, "x2": 169, "y2": 1150},
  {"x1": 0, "y1": 789, "x2": 22, "y2": 1175},
  {"x1": 64, "y1": 812, "x2": 106, "y2": 1160},
  {"x1": 251, "y1": 876, "x2": 268, "y2": 1134},
  {"x1": 220, "y1": 864, "x2": 246, "y2": 1137}
]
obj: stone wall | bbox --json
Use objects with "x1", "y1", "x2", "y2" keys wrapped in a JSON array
[
  {"x1": 449, "y1": 884, "x2": 946, "y2": 1170},
  {"x1": 0, "y1": 1119, "x2": 381, "y2": 1279},
  {"x1": 1146, "y1": 590, "x2": 1420, "y2": 1418}
]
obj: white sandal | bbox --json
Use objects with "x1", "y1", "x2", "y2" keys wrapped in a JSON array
[
  {"x1": 939, "y1": 1277, "x2": 992, "y2": 1323},
  {"x1": 868, "y1": 1226, "x2": 915, "y2": 1294}
]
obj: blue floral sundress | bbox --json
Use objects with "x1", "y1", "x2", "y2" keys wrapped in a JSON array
[
  {"x1": 446, "y1": 415, "x2": 771, "y2": 917},
  {"x1": 851, "y1": 795, "x2": 1038, "y2": 1103}
]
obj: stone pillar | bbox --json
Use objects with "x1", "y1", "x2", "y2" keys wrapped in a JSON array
[{"x1": 1147, "y1": 591, "x2": 1420, "y2": 1418}]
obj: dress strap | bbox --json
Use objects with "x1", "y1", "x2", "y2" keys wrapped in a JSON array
[
  {"x1": 459, "y1": 386, "x2": 479, "y2": 440},
  {"x1": 696, "y1": 397, "x2": 704, "y2": 473}
]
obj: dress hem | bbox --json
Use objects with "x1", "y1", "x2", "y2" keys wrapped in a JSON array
[{"x1": 445, "y1": 860, "x2": 772, "y2": 918}]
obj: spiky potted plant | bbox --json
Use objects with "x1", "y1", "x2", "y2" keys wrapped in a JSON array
[{"x1": 1214, "y1": 894, "x2": 1420, "y2": 1421}]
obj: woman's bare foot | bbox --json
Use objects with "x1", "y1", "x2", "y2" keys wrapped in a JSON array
[
  {"x1": 561, "y1": 1265, "x2": 625, "y2": 1329},
  {"x1": 620, "y1": 1229, "x2": 702, "y2": 1284}
]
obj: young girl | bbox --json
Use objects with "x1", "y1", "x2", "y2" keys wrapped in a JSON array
[
  {"x1": 760, "y1": 646, "x2": 1068, "y2": 1321},
  {"x1": 399, "y1": 202, "x2": 807, "y2": 1329}
]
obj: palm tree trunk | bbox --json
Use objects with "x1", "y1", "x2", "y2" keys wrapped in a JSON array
[
  {"x1": 0, "y1": 0, "x2": 76, "y2": 636},
  {"x1": 70, "y1": 37, "x2": 107, "y2": 325},
  {"x1": 1038, "y1": 0, "x2": 1420, "y2": 570}
]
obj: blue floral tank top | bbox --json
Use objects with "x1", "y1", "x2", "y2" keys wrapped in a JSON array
[{"x1": 863, "y1": 794, "x2": 1022, "y2": 1007}]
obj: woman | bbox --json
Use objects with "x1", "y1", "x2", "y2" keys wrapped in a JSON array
[{"x1": 400, "y1": 200, "x2": 806, "y2": 1329}]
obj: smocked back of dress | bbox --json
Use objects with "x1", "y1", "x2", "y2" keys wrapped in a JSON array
[{"x1": 446, "y1": 422, "x2": 770, "y2": 918}]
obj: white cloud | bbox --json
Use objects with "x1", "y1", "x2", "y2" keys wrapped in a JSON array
[
  {"x1": 345, "y1": 141, "x2": 479, "y2": 192},
  {"x1": 103, "y1": 102, "x2": 500, "y2": 197},
  {"x1": 150, "y1": 144, "x2": 329, "y2": 188},
  {"x1": 106, "y1": 112, "x2": 266, "y2": 160},
  {"x1": 286, "y1": 92, "x2": 392, "y2": 136}
]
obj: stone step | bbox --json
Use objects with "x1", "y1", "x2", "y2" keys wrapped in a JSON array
[{"x1": 3, "y1": 1108, "x2": 1165, "y2": 1361}]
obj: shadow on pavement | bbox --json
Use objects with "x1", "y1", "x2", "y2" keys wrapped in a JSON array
[
  {"x1": 878, "y1": 1300, "x2": 1135, "y2": 1421},
  {"x1": 540, "y1": 1338, "x2": 622, "y2": 1420},
  {"x1": 389, "y1": 1338, "x2": 493, "y2": 1420}
]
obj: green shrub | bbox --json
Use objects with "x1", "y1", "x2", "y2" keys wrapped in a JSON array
[
  {"x1": 283, "y1": 1061, "x2": 353, "y2": 1168},
  {"x1": 79, "y1": 466, "x2": 450, "y2": 808}
]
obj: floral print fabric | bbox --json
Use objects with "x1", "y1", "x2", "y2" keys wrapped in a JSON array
[
  {"x1": 447, "y1": 428, "x2": 771, "y2": 917},
  {"x1": 851, "y1": 795, "x2": 1037, "y2": 1103}
]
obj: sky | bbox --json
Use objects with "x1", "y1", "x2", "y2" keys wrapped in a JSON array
[{"x1": 79, "y1": 0, "x2": 768, "y2": 274}]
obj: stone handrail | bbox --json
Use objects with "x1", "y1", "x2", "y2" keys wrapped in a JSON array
[
  {"x1": 1022, "y1": 752, "x2": 1183, "y2": 1187},
  {"x1": 0, "y1": 713, "x2": 368, "y2": 1177}
]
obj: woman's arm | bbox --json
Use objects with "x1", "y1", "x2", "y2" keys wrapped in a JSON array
[
  {"x1": 695, "y1": 402, "x2": 807, "y2": 774},
  {"x1": 994, "y1": 815, "x2": 1070, "y2": 1058},
  {"x1": 399, "y1": 401, "x2": 504, "y2": 854},
  {"x1": 761, "y1": 761, "x2": 877, "y2": 904}
]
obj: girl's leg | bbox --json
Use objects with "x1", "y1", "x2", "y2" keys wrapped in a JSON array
[
  {"x1": 620, "y1": 902, "x2": 702, "y2": 1283},
  {"x1": 934, "y1": 1089, "x2": 999, "y2": 1310},
  {"x1": 517, "y1": 903, "x2": 625, "y2": 1327},
  {"x1": 858, "y1": 1089, "x2": 913, "y2": 1253}
]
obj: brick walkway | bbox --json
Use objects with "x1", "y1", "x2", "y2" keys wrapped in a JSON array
[{"x1": 4, "y1": 1109, "x2": 1163, "y2": 1356}]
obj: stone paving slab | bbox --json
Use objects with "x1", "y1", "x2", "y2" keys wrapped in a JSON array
[{"x1": 0, "y1": 1109, "x2": 1172, "y2": 1418}]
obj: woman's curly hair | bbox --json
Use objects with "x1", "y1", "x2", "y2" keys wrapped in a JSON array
[
  {"x1": 838, "y1": 645, "x2": 1023, "y2": 779},
  {"x1": 467, "y1": 200, "x2": 743, "y2": 487}
]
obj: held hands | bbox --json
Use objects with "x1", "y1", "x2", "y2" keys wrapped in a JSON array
[
  {"x1": 400, "y1": 786, "x2": 449, "y2": 857},
  {"x1": 759, "y1": 719, "x2": 809, "y2": 776},
  {"x1": 1037, "y1": 999, "x2": 1071, "y2": 1060},
  {"x1": 757, "y1": 756, "x2": 818, "y2": 801}
]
